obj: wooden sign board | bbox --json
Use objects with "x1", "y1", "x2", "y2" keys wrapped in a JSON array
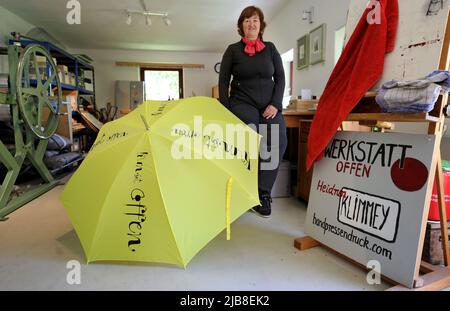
[
  {"x1": 304, "y1": 131, "x2": 437, "y2": 288},
  {"x1": 345, "y1": 0, "x2": 449, "y2": 90}
]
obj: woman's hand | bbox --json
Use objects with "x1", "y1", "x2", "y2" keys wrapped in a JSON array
[{"x1": 262, "y1": 104, "x2": 278, "y2": 119}]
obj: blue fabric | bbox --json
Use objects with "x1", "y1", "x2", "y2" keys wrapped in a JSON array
[
  {"x1": 424, "y1": 70, "x2": 450, "y2": 93},
  {"x1": 376, "y1": 70, "x2": 450, "y2": 113}
]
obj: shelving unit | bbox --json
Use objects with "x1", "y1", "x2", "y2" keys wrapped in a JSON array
[
  {"x1": 9, "y1": 39, "x2": 96, "y2": 110},
  {"x1": 7, "y1": 39, "x2": 98, "y2": 153}
]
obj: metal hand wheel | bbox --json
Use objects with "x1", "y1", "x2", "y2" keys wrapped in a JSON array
[{"x1": 16, "y1": 44, "x2": 63, "y2": 139}]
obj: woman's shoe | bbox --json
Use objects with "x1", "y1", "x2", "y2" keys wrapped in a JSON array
[
  {"x1": 251, "y1": 205, "x2": 271, "y2": 218},
  {"x1": 251, "y1": 193, "x2": 272, "y2": 218}
]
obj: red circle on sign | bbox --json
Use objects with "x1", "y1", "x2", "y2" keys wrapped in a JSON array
[{"x1": 390, "y1": 157, "x2": 428, "y2": 192}]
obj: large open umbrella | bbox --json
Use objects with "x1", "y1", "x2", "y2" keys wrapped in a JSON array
[{"x1": 61, "y1": 96, "x2": 260, "y2": 267}]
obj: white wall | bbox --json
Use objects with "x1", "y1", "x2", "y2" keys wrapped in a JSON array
[
  {"x1": 264, "y1": 0, "x2": 351, "y2": 100},
  {"x1": 70, "y1": 48, "x2": 223, "y2": 109},
  {"x1": 0, "y1": 5, "x2": 36, "y2": 73}
]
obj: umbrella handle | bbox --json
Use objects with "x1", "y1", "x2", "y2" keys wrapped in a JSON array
[{"x1": 226, "y1": 177, "x2": 234, "y2": 241}]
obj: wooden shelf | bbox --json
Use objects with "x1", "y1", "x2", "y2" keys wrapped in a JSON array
[
  {"x1": 345, "y1": 112, "x2": 441, "y2": 123},
  {"x1": 283, "y1": 110, "x2": 441, "y2": 123}
]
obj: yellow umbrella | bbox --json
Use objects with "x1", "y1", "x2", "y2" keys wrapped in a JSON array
[{"x1": 60, "y1": 96, "x2": 260, "y2": 267}]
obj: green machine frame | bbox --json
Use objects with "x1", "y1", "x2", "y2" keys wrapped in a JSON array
[{"x1": 0, "y1": 43, "x2": 63, "y2": 220}]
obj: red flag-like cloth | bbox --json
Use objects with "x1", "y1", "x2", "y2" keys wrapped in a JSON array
[{"x1": 306, "y1": 0, "x2": 399, "y2": 170}]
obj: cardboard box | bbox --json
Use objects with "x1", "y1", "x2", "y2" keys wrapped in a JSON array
[
  {"x1": 62, "y1": 90, "x2": 78, "y2": 112},
  {"x1": 42, "y1": 101, "x2": 73, "y2": 143},
  {"x1": 63, "y1": 72, "x2": 70, "y2": 85},
  {"x1": 64, "y1": 72, "x2": 76, "y2": 86},
  {"x1": 58, "y1": 69, "x2": 65, "y2": 84},
  {"x1": 84, "y1": 70, "x2": 93, "y2": 80},
  {"x1": 85, "y1": 83, "x2": 94, "y2": 92},
  {"x1": 57, "y1": 65, "x2": 69, "y2": 73},
  {"x1": 287, "y1": 99, "x2": 319, "y2": 111}
]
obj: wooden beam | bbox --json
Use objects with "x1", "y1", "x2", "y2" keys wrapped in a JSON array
[
  {"x1": 115, "y1": 61, "x2": 205, "y2": 69},
  {"x1": 435, "y1": 152, "x2": 450, "y2": 266},
  {"x1": 387, "y1": 267, "x2": 450, "y2": 291},
  {"x1": 283, "y1": 111, "x2": 440, "y2": 123},
  {"x1": 345, "y1": 113, "x2": 440, "y2": 123},
  {"x1": 420, "y1": 261, "x2": 440, "y2": 274},
  {"x1": 294, "y1": 236, "x2": 321, "y2": 250}
]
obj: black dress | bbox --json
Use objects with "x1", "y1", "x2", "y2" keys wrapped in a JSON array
[{"x1": 218, "y1": 39, "x2": 288, "y2": 195}]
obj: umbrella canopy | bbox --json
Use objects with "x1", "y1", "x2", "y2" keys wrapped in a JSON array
[{"x1": 61, "y1": 96, "x2": 260, "y2": 267}]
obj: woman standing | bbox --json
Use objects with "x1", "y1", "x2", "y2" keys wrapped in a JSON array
[{"x1": 219, "y1": 5, "x2": 287, "y2": 217}]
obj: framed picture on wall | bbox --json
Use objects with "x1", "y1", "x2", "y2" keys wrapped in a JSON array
[
  {"x1": 309, "y1": 23, "x2": 326, "y2": 65},
  {"x1": 297, "y1": 34, "x2": 309, "y2": 70}
]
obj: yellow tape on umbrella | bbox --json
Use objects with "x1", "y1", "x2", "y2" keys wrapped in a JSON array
[{"x1": 226, "y1": 177, "x2": 233, "y2": 241}]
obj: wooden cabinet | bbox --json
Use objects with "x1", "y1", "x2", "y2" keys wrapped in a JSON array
[{"x1": 298, "y1": 120, "x2": 313, "y2": 201}]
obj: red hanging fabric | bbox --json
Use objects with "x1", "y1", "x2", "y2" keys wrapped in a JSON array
[{"x1": 306, "y1": 0, "x2": 399, "y2": 170}]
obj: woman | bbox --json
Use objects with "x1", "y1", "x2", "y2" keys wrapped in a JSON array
[{"x1": 218, "y1": 5, "x2": 287, "y2": 217}]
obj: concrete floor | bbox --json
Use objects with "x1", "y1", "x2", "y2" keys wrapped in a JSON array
[{"x1": 0, "y1": 178, "x2": 427, "y2": 291}]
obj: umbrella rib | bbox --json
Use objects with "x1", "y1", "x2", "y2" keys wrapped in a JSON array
[{"x1": 145, "y1": 137, "x2": 186, "y2": 266}]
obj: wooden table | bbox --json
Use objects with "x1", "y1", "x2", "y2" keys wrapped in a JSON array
[{"x1": 282, "y1": 109, "x2": 373, "y2": 200}]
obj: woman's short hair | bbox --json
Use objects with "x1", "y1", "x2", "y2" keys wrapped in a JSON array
[{"x1": 237, "y1": 6, "x2": 266, "y2": 39}]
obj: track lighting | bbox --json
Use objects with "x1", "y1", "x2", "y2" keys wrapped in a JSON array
[
  {"x1": 163, "y1": 15, "x2": 171, "y2": 26},
  {"x1": 126, "y1": 9, "x2": 171, "y2": 26}
]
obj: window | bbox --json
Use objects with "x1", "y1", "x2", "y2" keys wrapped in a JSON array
[
  {"x1": 334, "y1": 26, "x2": 346, "y2": 65},
  {"x1": 140, "y1": 68, "x2": 183, "y2": 100},
  {"x1": 281, "y1": 49, "x2": 294, "y2": 109}
]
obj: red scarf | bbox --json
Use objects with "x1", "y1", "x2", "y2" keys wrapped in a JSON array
[{"x1": 242, "y1": 37, "x2": 265, "y2": 56}]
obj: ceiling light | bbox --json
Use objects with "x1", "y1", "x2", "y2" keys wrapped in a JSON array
[
  {"x1": 125, "y1": 9, "x2": 171, "y2": 26},
  {"x1": 163, "y1": 16, "x2": 172, "y2": 26}
]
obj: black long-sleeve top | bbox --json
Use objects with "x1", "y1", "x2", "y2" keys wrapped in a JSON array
[{"x1": 218, "y1": 40, "x2": 286, "y2": 111}]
